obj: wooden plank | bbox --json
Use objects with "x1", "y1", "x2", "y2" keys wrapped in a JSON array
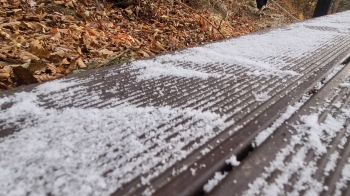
[
  {"x1": 150, "y1": 46, "x2": 350, "y2": 196},
  {"x1": 210, "y1": 60, "x2": 350, "y2": 196},
  {"x1": 0, "y1": 11, "x2": 350, "y2": 196}
]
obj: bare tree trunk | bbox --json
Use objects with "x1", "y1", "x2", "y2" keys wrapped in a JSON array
[{"x1": 332, "y1": 0, "x2": 341, "y2": 12}]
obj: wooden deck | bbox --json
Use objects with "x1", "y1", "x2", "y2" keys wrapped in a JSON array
[{"x1": 1, "y1": 11, "x2": 350, "y2": 196}]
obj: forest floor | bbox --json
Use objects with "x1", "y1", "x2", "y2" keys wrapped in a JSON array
[{"x1": 0, "y1": 0, "x2": 303, "y2": 90}]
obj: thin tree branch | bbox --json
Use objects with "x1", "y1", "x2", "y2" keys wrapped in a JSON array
[{"x1": 178, "y1": 1, "x2": 229, "y2": 38}]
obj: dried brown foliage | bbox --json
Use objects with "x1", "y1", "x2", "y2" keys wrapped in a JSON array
[{"x1": 0, "y1": 0, "x2": 297, "y2": 90}]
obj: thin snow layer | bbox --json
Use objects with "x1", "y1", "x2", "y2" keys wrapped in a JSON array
[
  {"x1": 335, "y1": 158, "x2": 350, "y2": 196},
  {"x1": 203, "y1": 172, "x2": 227, "y2": 193},
  {"x1": 253, "y1": 94, "x2": 311, "y2": 147},
  {"x1": 129, "y1": 11, "x2": 350, "y2": 80},
  {"x1": 225, "y1": 155, "x2": 240, "y2": 167},
  {"x1": 323, "y1": 64, "x2": 346, "y2": 83},
  {"x1": 253, "y1": 63, "x2": 347, "y2": 147},
  {"x1": 340, "y1": 83, "x2": 350, "y2": 88},
  {"x1": 0, "y1": 81, "x2": 228, "y2": 195},
  {"x1": 132, "y1": 60, "x2": 220, "y2": 81},
  {"x1": 252, "y1": 91, "x2": 272, "y2": 102},
  {"x1": 304, "y1": 11, "x2": 350, "y2": 33},
  {"x1": 324, "y1": 151, "x2": 339, "y2": 176},
  {"x1": 36, "y1": 78, "x2": 84, "y2": 93},
  {"x1": 244, "y1": 101, "x2": 350, "y2": 195}
]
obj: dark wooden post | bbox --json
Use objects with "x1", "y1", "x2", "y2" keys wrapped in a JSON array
[{"x1": 313, "y1": 0, "x2": 333, "y2": 17}]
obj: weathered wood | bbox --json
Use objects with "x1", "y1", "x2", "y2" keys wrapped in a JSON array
[
  {"x1": 210, "y1": 60, "x2": 350, "y2": 196},
  {"x1": 1, "y1": 11, "x2": 350, "y2": 196}
]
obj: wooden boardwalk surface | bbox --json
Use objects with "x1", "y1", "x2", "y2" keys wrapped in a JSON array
[{"x1": 1, "y1": 11, "x2": 350, "y2": 196}]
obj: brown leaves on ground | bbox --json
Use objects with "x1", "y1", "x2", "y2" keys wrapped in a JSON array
[{"x1": 0, "y1": 0, "x2": 297, "y2": 90}]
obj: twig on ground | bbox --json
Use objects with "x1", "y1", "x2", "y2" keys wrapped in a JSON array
[
  {"x1": 178, "y1": 1, "x2": 229, "y2": 38},
  {"x1": 94, "y1": 0, "x2": 103, "y2": 11},
  {"x1": 98, "y1": 48, "x2": 131, "y2": 68},
  {"x1": 0, "y1": 22, "x2": 21, "y2": 27},
  {"x1": 270, "y1": 0, "x2": 299, "y2": 22}
]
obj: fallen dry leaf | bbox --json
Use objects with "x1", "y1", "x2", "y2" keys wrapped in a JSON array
[
  {"x1": 0, "y1": 72, "x2": 10, "y2": 79},
  {"x1": 29, "y1": 40, "x2": 51, "y2": 58},
  {"x1": 77, "y1": 57, "x2": 87, "y2": 68},
  {"x1": 34, "y1": 73, "x2": 64, "y2": 83},
  {"x1": 98, "y1": 49, "x2": 114, "y2": 57},
  {"x1": 12, "y1": 66, "x2": 38, "y2": 85},
  {"x1": 27, "y1": 59, "x2": 47, "y2": 72},
  {"x1": 19, "y1": 50, "x2": 40, "y2": 62}
]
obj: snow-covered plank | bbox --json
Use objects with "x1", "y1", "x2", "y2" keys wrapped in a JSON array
[
  {"x1": 1, "y1": 11, "x2": 350, "y2": 196},
  {"x1": 209, "y1": 60, "x2": 350, "y2": 196}
]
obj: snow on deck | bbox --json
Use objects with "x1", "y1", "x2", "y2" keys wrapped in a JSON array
[
  {"x1": 243, "y1": 72, "x2": 350, "y2": 196},
  {"x1": 1, "y1": 11, "x2": 350, "y2": 196},
  {"x1": 208, "y1": 59, "x2": 350, "y2": 196},
  {"x1": 0, "y1": 83, "x2": 227, "y2": 195}
]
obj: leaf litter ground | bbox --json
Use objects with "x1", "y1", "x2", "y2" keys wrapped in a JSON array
[{"x1": 0, "y1": 0, "x2": 297, "y2": 90}]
